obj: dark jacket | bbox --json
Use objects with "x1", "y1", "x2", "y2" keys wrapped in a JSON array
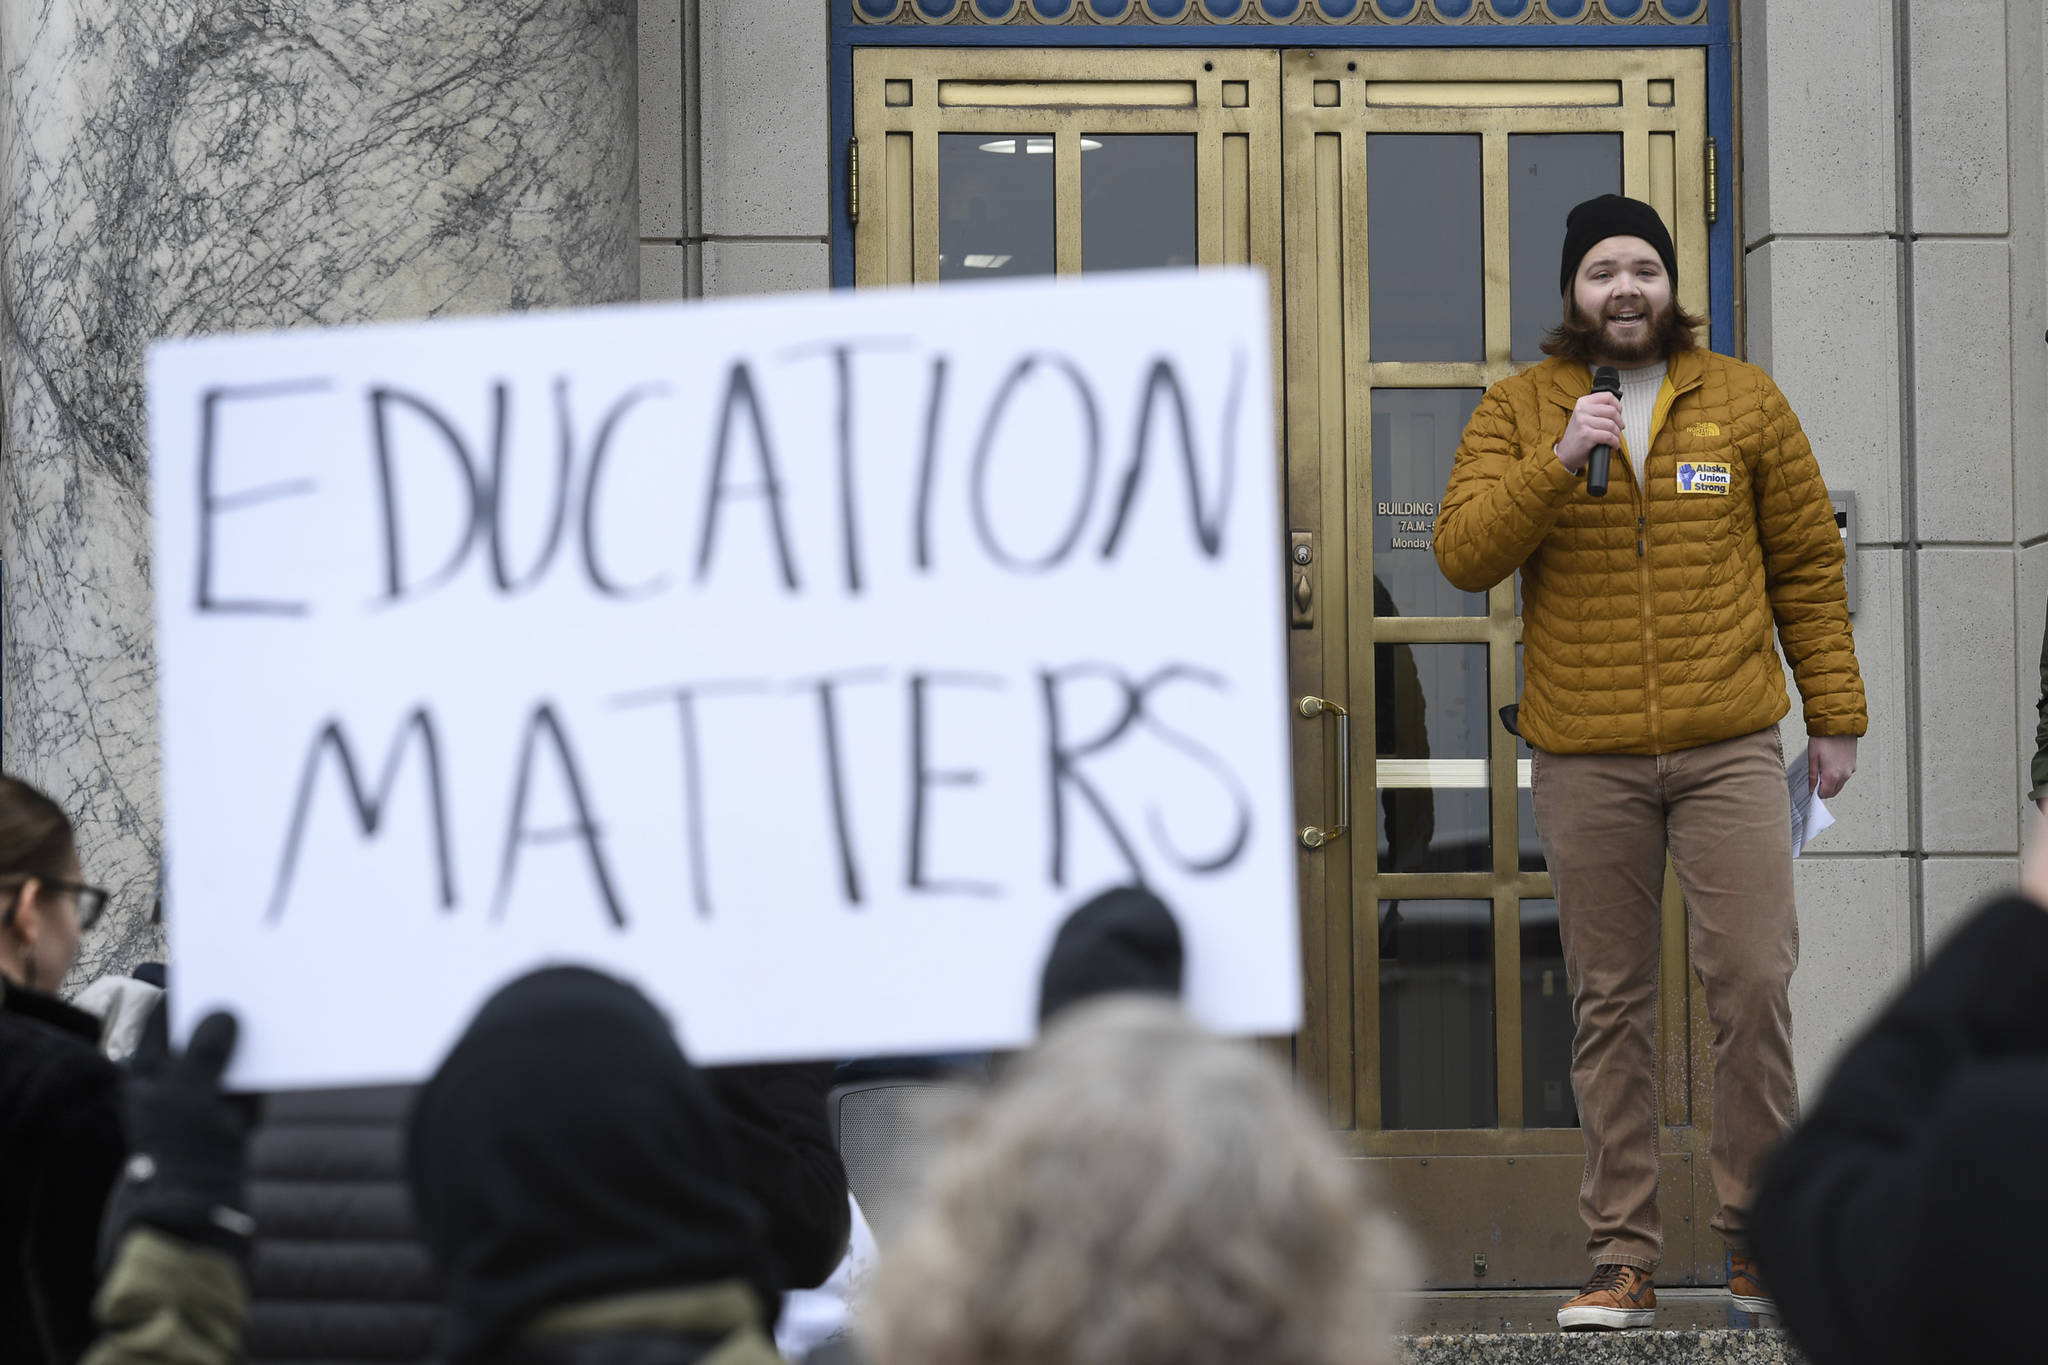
[
  {"x1": 407, "y1": 968, "x2": 786, "y2": 1365},
  {"x1": 0, "y1": 979, "x2": 127, "y2": 1364},
  {"x1": 702, "y1": 1065, "x2": 849, "y2": 1292},
  {"x1": 234, "y1": 1067, "x2": 842, "y2": 1363},
  {"x1": 243, "y1": 1086, "x2": 439, "y2": 1363},
  {"x1": 501, "y1": 1282, "x2": 783, "y2": 1365},
  {"x1": 1750, "y1": 896, "x2": 2048, "y2": 1365}
]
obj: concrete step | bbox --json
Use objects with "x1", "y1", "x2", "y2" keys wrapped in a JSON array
[
  {"x1": 1401, "y1": 1330, "x2": 1803, "y2": 1363},
  {"x1": 1396, "y1": 1292, "x2": 1806, "y2": 1363}
]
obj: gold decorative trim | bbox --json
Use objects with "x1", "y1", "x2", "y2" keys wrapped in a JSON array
[{"x1": 854, "y1": 0, "x2": 1708, "y2": 27}]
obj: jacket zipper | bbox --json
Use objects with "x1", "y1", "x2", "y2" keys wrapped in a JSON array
[{"x1": 1633, "y1": 371, "x2": 1700, "y2": 754}]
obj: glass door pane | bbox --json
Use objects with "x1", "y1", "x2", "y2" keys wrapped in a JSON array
[
  {"x1": 1519, "y1": 897, "x2": 1578, "y2": 1129},
  {"x1": 1374, "y1": 642, "x2": 1489, "y2": 874},
  {"x1": 1509, "y1": 134, "x2": 1623, "y2": 360},
  {"x1": 1081, "y1": 133, "x2": 1197, "y2": 271},
  {"x1": 939, "y1": 133, "x2": 1056, "y2": 280},
  {"x1": 1371, "y1": 388, "x2": 1485, "y2": 618},
  {"x1": 1366, "y1": 134, "x2": 1485, "y2": 360},
  {"x1": 1381, "y1": 897, "x2": 1497, "y2": 1129}
]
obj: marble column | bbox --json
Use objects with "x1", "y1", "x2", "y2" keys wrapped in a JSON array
[{"x1": 1, "y1": 1, "x2": 638, "y2": 985}]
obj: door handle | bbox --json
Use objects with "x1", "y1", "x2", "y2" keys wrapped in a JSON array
[{"x1": 1298, "y1": 695, "x2": 1349, "y2": 849}]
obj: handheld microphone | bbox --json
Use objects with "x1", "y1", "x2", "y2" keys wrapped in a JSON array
[{"x1": 1586, "y1": 364, "x2": 1621, "y2": 498}]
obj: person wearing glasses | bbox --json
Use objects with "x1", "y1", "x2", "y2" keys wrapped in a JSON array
[{"x1": 0, "y1": 775, "x2": 124, "y2": 1364}]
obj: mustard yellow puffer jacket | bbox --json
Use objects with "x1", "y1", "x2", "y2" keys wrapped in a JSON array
[{"x1": 1436, "y1": 348, "x2": 1867, "y2": 756}]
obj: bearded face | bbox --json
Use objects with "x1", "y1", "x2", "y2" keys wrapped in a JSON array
[
  {"x1": 1580, "y1": 295, "x2": 1675, "y2": 363},
  {"x1": 1569, "y1": 235, "x2": 1677, "y2": 365}
]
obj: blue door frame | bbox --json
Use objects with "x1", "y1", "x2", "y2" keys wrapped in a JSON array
[{"x1": 827, "y1": 0, "x2": 1736, "y2": 355}]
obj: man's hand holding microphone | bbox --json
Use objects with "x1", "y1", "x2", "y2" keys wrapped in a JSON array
[{"x1": 1555, "y1": 368, "x2": 1625, "y2": 492}]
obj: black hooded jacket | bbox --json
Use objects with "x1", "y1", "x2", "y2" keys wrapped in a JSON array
[
  {"x1": 239, "y1": 1067, "x2": 844, "y2": 1362},
  {"x1": 1038, "y1": 885, "x2": 1184, "y2": 1025},
  {"x1": 0, "y1": 980, "x2": 126, "y2": 1365},
  {"x1": 406, "y1": 967, "x2": 783, "y2": 1365}
]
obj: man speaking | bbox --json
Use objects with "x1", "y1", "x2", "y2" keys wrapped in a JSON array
[{"x1": 1434, "y1": 196, "x2": 1866, "y2": 1331}]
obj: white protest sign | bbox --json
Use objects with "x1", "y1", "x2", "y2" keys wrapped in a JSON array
[{"x1": 148, "y1": 269, "x2": 1299, "y2": 1089}]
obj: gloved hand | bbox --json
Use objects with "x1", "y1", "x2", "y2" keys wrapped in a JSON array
[{"x1": 119, "y1": 1006, "x2": 256, "y2": 1263}]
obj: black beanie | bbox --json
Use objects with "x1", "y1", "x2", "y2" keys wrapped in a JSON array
[
  {"x1": 1038, "y1": 886, "x2": 1185, "y2": 1025},
  {"x1": 406, "y1": 967, "x2": 778, "y2": 1365},
  {"x1": 1559, "y1": 194, "x2": 1678, "y2": 296}
]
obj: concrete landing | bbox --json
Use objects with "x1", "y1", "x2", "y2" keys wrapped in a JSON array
[
  {"x1": 1401, "y1": 1331, "x2": 1803, "y2": 1363},
  {"x1": 1397, "y1": 1292, "x2": 1805, "y2": 1363}
]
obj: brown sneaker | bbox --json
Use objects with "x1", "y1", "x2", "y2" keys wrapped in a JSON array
[
  {"x1": 1728, "y1": 1253, "x2": 1777, "y2": 1318},
  {"x1": 1557, "y1": 1263, "x2": 1657, "y2": 1331}
]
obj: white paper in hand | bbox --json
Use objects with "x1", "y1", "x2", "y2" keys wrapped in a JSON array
[{"x1": 1787, "y1": 747, "x2": 1835, "y2": 857}]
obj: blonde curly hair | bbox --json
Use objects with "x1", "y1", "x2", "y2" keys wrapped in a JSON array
[{"x1": 859, "y1": 998, "x2": 1412, "y2": 1365}]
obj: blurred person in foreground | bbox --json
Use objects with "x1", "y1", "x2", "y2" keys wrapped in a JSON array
[
  {"x1": 81, "y1": 884, "x2": 1186, "y2": 1363},
  {"x1": 83, "y1": 1007, "x2": 256, "y2": 1365},
  {"x1": 1037, "y1": 884, "x2": 1184, "y2": 1025},
  {"x1": 859, "y1": 996, "x2": 1411, "y2": 1365},
  {"x1": 405, "y1": 966, "x2": 785, "y2": 1364},
  {"x1": 232, "y1": 1010, "x2": 842, "y2": 1360},
  {"x1": 1748, "y1": 817, "x2": 2048, "y2": 1365},
  {"x1": 0, "y1": 776, "x2": 125, "y2": 1364},
  {"x1": 798, "y1": 884, "x2": 1188, "y2": 1365},
  {"x1": 84, "y1": 964, "x2": 842, "y2": 1365}
]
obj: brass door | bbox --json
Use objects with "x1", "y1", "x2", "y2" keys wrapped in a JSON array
[
  {"x1": 1282, "y1": 47, "x2": 1719, "y2": 1288},
  {"x1": 851, "y1": 48, "x2": 1282, "y2": 298},
  {"x1": 848, "y1": 41, "x2": 1289, "y2": 1061},
  {"x1": 849, "y1": 42, "x2": 1289, "y2": 1071},
  {"x1": 851, "y1": 40, "x2": 1722, "y2": 1292}
]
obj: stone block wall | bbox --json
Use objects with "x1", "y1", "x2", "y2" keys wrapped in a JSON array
[
  {"x1": 1744, "y1": 0, "x2": 2048, "y2": 1093},
  {"x1": 638, "y1": 0, "x2": 830, "y2": 302}
]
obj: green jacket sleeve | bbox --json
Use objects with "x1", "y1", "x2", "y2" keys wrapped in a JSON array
[
  {"x1": 2033, "y1": 597, "x2": 2048, "y2": 802},
  {"x1": 82, "y1": 1228, "x2": 246, "y2": 1365}
]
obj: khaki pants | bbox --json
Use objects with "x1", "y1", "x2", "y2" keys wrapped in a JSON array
[{"x1": 1529, "y1": 727, "x2": 1799, "y2": 1271}]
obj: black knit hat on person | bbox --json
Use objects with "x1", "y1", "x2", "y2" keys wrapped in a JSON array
[
  {"x1": 1038, "y1": 885, "x2": 1185, "y2": 1025},
  {"x1": 1559, "y1": 194, "x2": 1678, "y2": 296},
  {"x1": 406, "y1": 966, "x2": 779, "y2": 1365}
]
